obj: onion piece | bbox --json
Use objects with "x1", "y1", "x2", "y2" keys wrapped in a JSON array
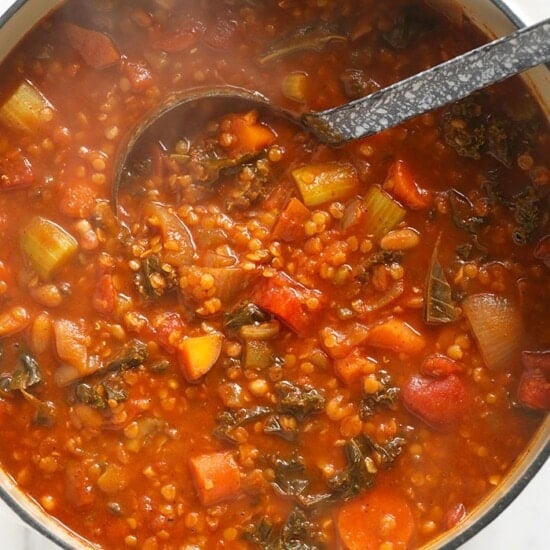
[{"x1": 462, "y1": 293, "x2": 523, "y2": 370}]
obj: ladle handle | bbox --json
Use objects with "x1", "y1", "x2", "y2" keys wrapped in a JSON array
[{"x1": 305, "y1": 17, "x2": 550, "y2": 143}]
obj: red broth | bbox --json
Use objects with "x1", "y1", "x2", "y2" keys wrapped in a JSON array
[{"x1": 0, "y1": 1, "x2": 548, "y2": 549}]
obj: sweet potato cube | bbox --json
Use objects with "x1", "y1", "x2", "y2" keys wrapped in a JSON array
[
  {"x1": 178, "y1": 333, "x2": 223, "y2": 381},
  {"x1": 189, "y1": 451, "x2": 241, "y2": 506}
]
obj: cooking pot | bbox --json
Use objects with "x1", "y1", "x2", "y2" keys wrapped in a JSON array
[{"x1": 0, "y1": 1, "x2": 548, "y2": 549}]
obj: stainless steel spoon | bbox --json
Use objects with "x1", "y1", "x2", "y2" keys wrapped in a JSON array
[{"x1": 114, "y1": 17, "x2": 550, "y2": 194}]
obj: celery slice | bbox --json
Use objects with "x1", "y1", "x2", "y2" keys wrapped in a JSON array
[
  {"x1": 21, "y1": 217, "x2": 78, "y2": 279},
  {"x1": 363, "y1": 186, "x2": 406, "y2": 238},
  {"x1": 292, "y1": 162, "x2": 359, "y2": 207},
  {"x1": 0, "y1": 81, "x2": 53, "y2": 132}
]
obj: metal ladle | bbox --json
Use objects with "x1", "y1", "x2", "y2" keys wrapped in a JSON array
[{"x1": 114, "y1": 17, "x2": 550, "y2": 197}]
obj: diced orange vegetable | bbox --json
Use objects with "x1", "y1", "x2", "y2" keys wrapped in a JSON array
[
  {"x1": 53, "y1": 318, "x2": 89, "y2": 374},
  {"x1": 293, "y1": 162, "x2": 359, "y2": 207},
  {"x1": 333, "y1": 350, "x2": 376, "y2": 385},
  {"x1": 421, "y1": 354, "x2": 465, "y2": 377},
  {"x1": 92, "y1": 273, "x2": 117, "y2": 316},
  {"x1": 189, "y1": 451, "x2": 241, "y2": 506},
  {"x1": 337, "y1": 489, "x2": 415, "y2": 550},
  {"x1": 178, "y1": 333, "x2": 223, "y2": 381},
  {"x1": 225, "y1": 111, "x2": 276, "y2": 156},
  {"x1": 0, "y1": 150, "x2": 34, "y2": 190},
  {"x1": 64, "y1": 23, "x2": 120, "y2": 69},
  {"x1": 366, "y1": 318, "x2": 426, "y2": 355},
  {"x1": 0, "y1": 306, "x2": 31, "y2": 337},
  {"x1": 383, "y1": 159, "x2": 431, "y2": 210},
  {"x1": 271, "y1": 197, "x2": 311, "y2": 242}
]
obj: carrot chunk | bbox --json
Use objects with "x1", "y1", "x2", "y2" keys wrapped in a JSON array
[
  {"x1": 189, "y1": 451, "x2": 241, "y2": 506},
  {"x1": 383, "y1": 159, "x2": 431, "y2": 210},
  {"x1": 64, "y1": 23, "x2": 120, "y2": 69},
  {"x1": 271, "y1": 197, "x2": 311, "y2": 242},
  {"x1": 366, "y1": 318, "x2": 426, "y2": 355},
  {"x1": 337, "y1": 489, "x2": 415, "y2": 550},
  {"x1": 178, "y1": 333, "x2": 223, "y2": 382},
  {"x1": 225, "y1": 111, "x2": 276, "y2": 156}
]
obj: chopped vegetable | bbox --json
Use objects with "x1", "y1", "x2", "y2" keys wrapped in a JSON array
[
  {"x1": 363, "y1": 185, "x2": 406, "y2": 238},
  {"x1": 223, "y1": 111, "x2": 276, "y2": 156},
  {"x1": 0, "y1": 80, "x2": 53, "y2": 132},
  {"x1": 259, "y1": 26, "x2": 346, "y2": 64},
  {"x1": 403, "y1": 373, "x2": 468, "y2": 430},
  {"x1": 0, "y1": 150, "x2": 34, "y2": 190},
  {"x1": 462, "y1": 293, "x2": 523, "y2": 370},
  {"x1": 214, "y1": 406, "x2": 272, "y2": 444},
  {"x1": 223, "y1": 302, "x2": 271, "y2": 331},
  {"x1": 275, "y1": 380, "x2": 325, "y2": 421},
  {"x1": 21, "y1": 216, "x2": 78, "y2": 279},
  {"x1": 424, "y1": 240, "x2": 458, "y2": 324},
  {"x1": 0, "y1": 352, "x2": 41, "y2": 393},
  {"x1": 421, "y1": 354, "x2": 465, "y2": 377},
  {"x1": 189, "y1": 451, "x2": 241, "y2": 506},
  {"x1": 142, "y1": 202, "x2": 196, "y2": 267},
  {"x1": 53, "y1": 319, "x2": 98, "y2": 386},
  {"x1": 366, "y1": 318, "x2": 426, "y2": 355},
  {"x1": 243, "y1": 339, "x2": 274, "y2": 370},
  {"x1": 383, "y1": 160, "x2": 431, "y2": 209},
  {"x1": 64, "y1": 22, "x2": 120, "y2": 69},
  {"x1": 517, "y1": 350, "x2": 550, "y2": 411},
  {"x1": 253, "y1": 272, "x2": 323, "y2": 335},
  {"x1": 178, "y1": 333, "x2": 223, "y2": 382},
  {"x1": 337, "y1": 489, "x2": 414, "y2": 550},
  {"x1": 282, "y1": 71, "x2": 309, "y2": 103},
  {"x1": 292, "y1": 162, "x2": 359, "y2": 207},
  {"x1": 271, "y1": 197, "x2": 311, "y2": 242},
  {"x1": 0, "y1": 306, "x2": 31, "y2": 337},
  {"x1": 359, "y1": 370, "x2": 400, "y2": 418},
  {"x1": 382, "y1": 5, "x2": 436, "y2": 49}
]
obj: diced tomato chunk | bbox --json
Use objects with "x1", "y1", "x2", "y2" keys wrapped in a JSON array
[
  {"x1": 123, "y1": 62, "x2": 153, "y2": 92},
  {"x1": 517, "y1": 350, "x2": 550, "y2": 411},
  {"x1": 224, "y1": 111, "x2": 276, "y2": 156},
  {"x1": 421, "y1": 354, "x2": 465, "y2": 377},
  {"x1": 59, "y1": 182, "x2": 97, "y2": 218},
  {"x1": 402, "y1": 373, "x2": 468, "y2": 430},
  {"x1": 64, "y1": 23, "x2": 120, "y2": 69},
  {"x1": 0, "y1": 151, "x2": 34, "y2": 190},
  {"x1": 383, "y1": 159, "x2": 431, "y2": 210},
  {"x1": 153, "y1": 311, "x2": 184, "y2": 353},
  {"x1": 253, "y1": 272, "x2": 322, "y2": 334},
  {"x1": 92, "y1": 273, "x2": 117, "y2": 316}
]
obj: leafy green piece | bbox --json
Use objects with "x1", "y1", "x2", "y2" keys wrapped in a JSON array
[
  {"x1": 259, "y1": 25, "x2": 346, "y2": 64},
  {"x1": 263, "y1": 415, "x2": 298, "y2": 442},
  {"x1": 424, "y1": 239, "x2": 458, "y2": 324},
  {"x1": 137, "y1": 255, "x2": 178, "y2": 299},
  {"x1": 0, "y1": 352, "x2": 42, "y2": 392},
  {"x1": 275, "y1": 381, "x2": 325, "y2": 421},
  {"x1": 362, "y1": 434, "x2": 406, "y2": 467},
  {"x1": 327, "y1": 437, "x2": 375, "y2": 501},
  {"x1": 106, "y1": 339, "x2": 148, "y2": 372},
  {"x1": 510, "y1": 187, "x2": 546, "y2": 245},
  {"x1": 213, "y1": 405, "x2": 272, "y2": 443},
  {"x1": 223, "y1": 302, "x2": 271, "y2": 331},
  {"x1": 359, "y1": 370, "x2": 399, "y2": 419},
  {"x1": 75, "y1": 376, "x2": 128, "y2": 410}
]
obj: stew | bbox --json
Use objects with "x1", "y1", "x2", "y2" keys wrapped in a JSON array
[{"x1": 0, "y1": 0, "x2": 548, "y2": 549}]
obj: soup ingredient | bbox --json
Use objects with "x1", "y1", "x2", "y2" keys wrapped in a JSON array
[
  {"x1": 337, "y1": 489, "x2": 415, "y2": 550},
  {"x1": 462, "y1": 293, "x2": 523, "y2": 370},
  {"x1": 20, "y1": 217, "x2": 78, "y2": 280}
]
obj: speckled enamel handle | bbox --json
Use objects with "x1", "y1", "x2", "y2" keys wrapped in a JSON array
[{"x1": 305, "y1": 18, "x2": 550, "y2": 143}]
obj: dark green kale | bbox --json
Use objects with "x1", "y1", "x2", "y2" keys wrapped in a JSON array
[
  {"x1": 214, "y1": 405, "x2": 272, "y2": 443},
  {"x1": 106, "y1": 339, "x2": 148, "y2": 372},
  {"x1": 274, "y1": 381, "x2": 325, "y2": 421},
  {"x1": 223, "y1": 302, "x2": 271, "y2": 331},
  {"x1": 0, "y1": 352, "x2": 41, "y2": 392},
  {"x1": 359, "y1": 370, "x2": 400, "y2": 419},
  {"x1": 137, "y1": 255, "x2": 178, "y2": 299},
  {"x1": 382, "y1": 6, "x2": 436, "y2": 49}
]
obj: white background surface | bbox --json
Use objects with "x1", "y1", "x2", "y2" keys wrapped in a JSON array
[{"x1": 0, "y1": 0, "x2": 548, "y2": 548}]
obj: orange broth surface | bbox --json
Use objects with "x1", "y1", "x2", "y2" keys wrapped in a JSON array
[{"x1": 0, "y1": 1, "x2": 548, "y2": 549}]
